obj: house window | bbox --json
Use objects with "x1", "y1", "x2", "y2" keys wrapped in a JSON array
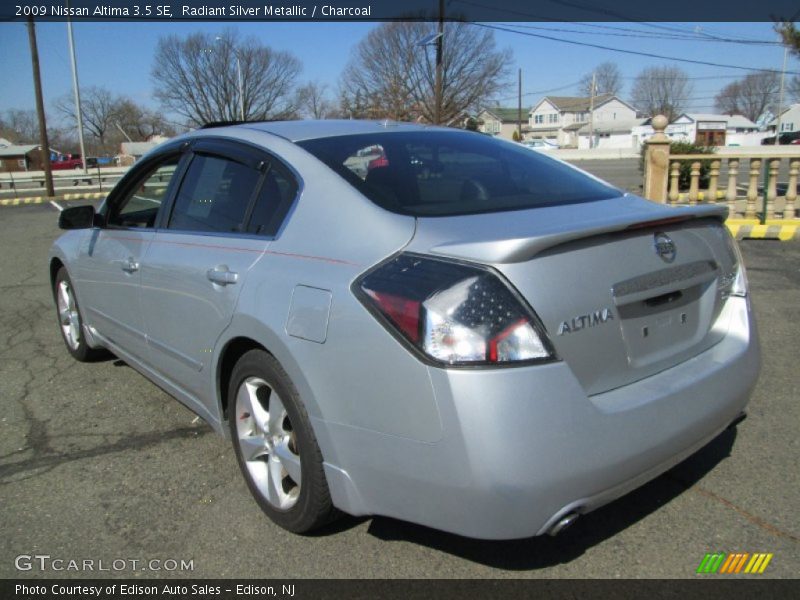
[
  {"x1": 18, "y1": 159, "x2": 26, "y2": 168},
  {"x1": 534, "y1": 115, "x2": 544, "y2": 125},
  {"x1": 548, "y1": 114, "x2": 559, "y2": 124},
  {"x1": 781, "y1": 122, "x2": 794, "y2": 132},
  {"x1": 488, "y1": 121, "x2": 500, "y2": 134}
]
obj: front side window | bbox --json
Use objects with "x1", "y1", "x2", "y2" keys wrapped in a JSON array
[
  {"x1": 534, "y1": 115, "x2": 544, "y2": 124},
  {"x1": 298, "y1": 130, "x2": 619, "y2": 217},
  {"x1": 107, "y1": 157, "x2": 180, "y2": 228},
  {"x1": 168, "y1": 154, "x2": 260, "y2": 233}
]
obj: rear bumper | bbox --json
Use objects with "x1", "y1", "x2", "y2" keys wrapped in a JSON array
[{"x1": 322, "y1": 296, "x2": 759, "y2": 539}]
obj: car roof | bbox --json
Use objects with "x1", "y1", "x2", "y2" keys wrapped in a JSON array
[{"x1": 231, "y1": 119, "x2": 442, "y2": 142}]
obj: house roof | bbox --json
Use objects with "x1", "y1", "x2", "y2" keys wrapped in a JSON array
[
  {"x1": 578, "y1": 119, "x2": 649, "y2": 135},
  {"x1": 768, "y1": 103, "x2": 800, "y2": 126},
  {"x1": 0, "y1": 144, "x2": 41, "y2": 157},
  {"x1": 480, "y1": 108, "x2": 526, "y2": 123},
  {"x1": 536, "y1": 93, "x2": 631, "y2": 112},
  {"x1": 677, "y1": 113, "x2": 759, "y2": 129}
]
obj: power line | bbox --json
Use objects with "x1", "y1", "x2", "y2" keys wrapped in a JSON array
[
  {"x1": 471, "y1": 23, "x2": 799, "y2": 76},
  {"x1": 495, "y1": 79, "x2": 583, "y2": 102},
  {"x1": 500, "y1": 22, "x2": 781, "y2": 45},
  {"x1": 453, "y1": 0, "x2": 784, "y2": 45}
]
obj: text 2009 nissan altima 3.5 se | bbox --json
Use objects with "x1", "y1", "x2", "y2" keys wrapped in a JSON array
[{"x1": 49, "y1": 121, "x2": 760, "y2": 539}]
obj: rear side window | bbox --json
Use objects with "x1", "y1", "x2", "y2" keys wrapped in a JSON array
[
  {"x1": 247, "y1": 163, "x2": 299, "y2": 236},
  {"x1": 298, "y1": 131, "x2": 619, "y2": 217},
  {"x1": 169, "y1": 154, "x2": 259, "y2": 233}
]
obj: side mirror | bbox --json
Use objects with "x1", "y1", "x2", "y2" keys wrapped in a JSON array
[{"x1": 58, "y1": 205, "x2": 98, "y2": 230}]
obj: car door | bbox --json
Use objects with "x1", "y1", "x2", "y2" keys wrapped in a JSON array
[
  {"x1": 73, "y1": 150, "x2": 186, "y2": 362},
  {"x1": 139, "y1": 139, "x2": 296, "y2": 409}
]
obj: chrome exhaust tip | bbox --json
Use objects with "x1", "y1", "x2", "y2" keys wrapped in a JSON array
[{"x1": 547, "y1": 512, "x2": 580, "y2": 537}]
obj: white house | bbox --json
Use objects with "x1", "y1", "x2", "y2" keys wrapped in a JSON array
[
  {"x1": 528, "y1": 95, "x2": 638, "y2": 148},
  {"x1": 768, "y1": 103, "x2": 800, "y2": 133},
  {"x1": 476, "y1": 108, "x2": 525, "y2": 141},
  {"x1": 669, "y1": 114, "x2": 762, "y2": 146},
  {"x1": 633, "y1": 113, "x2": 765, "y2": 147},
  {"x1": 576, "y1": 119, "x2": 649, "y2": 150}
]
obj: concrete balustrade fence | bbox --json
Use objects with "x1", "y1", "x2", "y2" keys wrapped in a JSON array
[{"x1": 644, "y1": 115, "x2": 800, "y2": 239}]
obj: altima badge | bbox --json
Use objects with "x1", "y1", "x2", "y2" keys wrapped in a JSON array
[
  {"x1": 558, "y1": 308, "x2": 614, "y2": 335},
  {"x1": 654, "y1": 232, "x2": 676, "y2": 263}
]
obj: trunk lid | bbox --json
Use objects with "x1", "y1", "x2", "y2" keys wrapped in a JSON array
[{"x1": 407, "y1": 195, "x2": 738, "y2": 395}]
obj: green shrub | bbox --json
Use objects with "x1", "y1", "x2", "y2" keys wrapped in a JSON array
[{"x1": 639, "y1": 141, "x2": 716, "y2": 191}]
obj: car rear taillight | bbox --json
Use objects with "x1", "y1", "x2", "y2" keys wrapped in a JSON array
[
  {"x1": 356, "y1": 253, "x2": 554, "y2": 366},
  {"x1": 719, "y1": 227, "x2": 749, "y2": 299}
]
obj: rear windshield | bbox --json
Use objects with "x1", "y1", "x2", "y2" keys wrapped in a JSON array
[{"x1": 297, "y1": 130, "x2": 619, "y2": 217}]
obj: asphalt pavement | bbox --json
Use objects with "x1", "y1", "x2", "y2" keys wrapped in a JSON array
[{"x1": 0, "y1": 203, "x2": 797, "y2": 579}]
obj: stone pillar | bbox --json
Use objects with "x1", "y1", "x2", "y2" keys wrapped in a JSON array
[{"x1": 643, "y1": 115, "x2": 670, "y2": 203}]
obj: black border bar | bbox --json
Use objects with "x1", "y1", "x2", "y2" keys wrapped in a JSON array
[{"x1": 2, "y1": 0, "x2": 799, "y2": 22}]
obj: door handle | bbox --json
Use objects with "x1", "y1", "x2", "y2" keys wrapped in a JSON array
[
  {"x1": 207, "y1": 266, "x2": 238, "y2": 286},
  {"x1": 121, "y1": 257, "x2": 139, "y2": 273}
]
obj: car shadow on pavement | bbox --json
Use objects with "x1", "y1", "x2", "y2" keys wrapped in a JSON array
[{"x1": 362, "y1": 427, "x2": 738, "y2": 570}]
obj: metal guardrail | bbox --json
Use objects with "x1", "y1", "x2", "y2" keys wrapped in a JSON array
[{"x1": 0, "y1": 166, "x2": 129, "y2": 194}]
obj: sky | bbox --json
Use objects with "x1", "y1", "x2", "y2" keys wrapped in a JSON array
[{"x1": 0, "y1": 20, "x2": 797, "y2": 127}]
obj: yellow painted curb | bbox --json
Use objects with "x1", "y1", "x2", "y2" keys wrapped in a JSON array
[{"x1": 726, "y1": 219, "x2": 800, "y2": 241}]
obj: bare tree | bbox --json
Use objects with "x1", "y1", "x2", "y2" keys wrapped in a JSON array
[
  {"x1": 631, "y1": 66, "x2": 693, "y2": 121},
  {"x1": 1, "y1": 109, "x2": 39, "y2": 143},
  {"x1": 55, "y1": 86, "x2": 118, "y2": 148},
  {"x1": 340, "y1": 21, "x2": 511, "y2": 123},
  {"x1": 114, "y1": 99, "x2": 176, "y2": 140},
  {"x1": 578, "y1": 62, "x2": 623, "y2": 97},
  {"x1": 296, "y1": 82, "x2": 333, "y2": 119},
  {"x1": 789, "y1": 75, "x2": 800, "y2": 103},
  {"x1": 151, "y1": 30, "x2": 302, "y2": 126},
  {"x1": 714, "y1": 72, "x2": 780, "y2": 122}
]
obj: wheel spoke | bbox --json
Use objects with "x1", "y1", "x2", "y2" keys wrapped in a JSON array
[
  {"x1": 267, "y1": 456, "x2": 284, "y2": 506},
  {"x1": 58, "y1": 283, "x2": 70, "y2": 309},
  {"x1": 247, "y1": 380, "x2": 270, "y2": 433},
  {"x1": 273, "y1": 438, "x2": 302, "y2": 485},
  {"x1": 239, "y1": 434, "x2": 269, "y2": 461},
  {"x1": 267, "y1": 391, "x2": 287, "y2": 437},
  {"x1": 236, "y1": 379, "x2": 268, "y2": 434}
]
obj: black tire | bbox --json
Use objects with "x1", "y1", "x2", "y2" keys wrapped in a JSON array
[
  {"x1": 228, "y1": 349, "x2": 338, "y2": 533},
  {"x1": 53, "y1": 267, "x2": 106, "y2": 362}
]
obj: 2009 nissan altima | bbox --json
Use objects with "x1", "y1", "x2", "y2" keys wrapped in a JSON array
[{"x1": 49, "y1": 121, "x2": 760, "y2": 539}]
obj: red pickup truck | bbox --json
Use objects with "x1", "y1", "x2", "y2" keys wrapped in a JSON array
[{"x1": 50, "y1": 155, "x2": 84, "y2": 170}]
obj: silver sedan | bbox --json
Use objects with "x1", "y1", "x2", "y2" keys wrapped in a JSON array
[{"x1": 49, "y1": 121, "x2": 760, "y2": 539}]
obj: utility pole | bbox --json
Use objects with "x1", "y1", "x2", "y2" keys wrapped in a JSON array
[
  {"x1": 517, "y1": 68, "x2": 522, "y2": 140},
  {"x1": 434, "y1": 0, "x2": 444, "y2": 125},
  {"x1": 588, "y1": 71, "x2": 596, "y2": 149},
  {"x1": 774, "y1": 45, "x2": 788, "y2": 145},
  {"x1": 66, "y1": 6, "x2": 87, "y2": 173},
  {"x1": 27, "y1": 17, "x2": 54, "y2": 197},
  {"x1": 236, "y1": 54, "x2": 244, "y2": 121},
  {"x1": 215, "y1": 36, "x2": 245, "y2": 121}
]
